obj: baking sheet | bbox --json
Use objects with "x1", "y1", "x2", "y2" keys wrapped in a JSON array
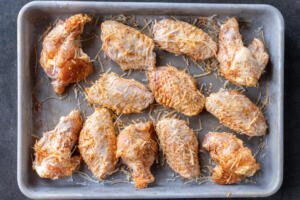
[{"x1": 17, "y1": 1, "x2": 284, "y2": 199}]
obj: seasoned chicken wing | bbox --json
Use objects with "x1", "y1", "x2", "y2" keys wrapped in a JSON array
[
  {"x1": 217, "y1": 18, "x2": 269, "y2": 87},
  {"x1": 203, "y1": 132, "x2": 260, "y2": 184},
  {"x1": 153, "y1": 19, "x2": 217, "y2": 61},
  {"x1": 33, "y1": 110, "x2": 83, "y2": 179},
  {"x1": 205, "y1": 90, "x2": 267, "y2": 136},
  {"x1": 78, "y1": 108, "x2": 117, "y2": 180},
  {"x1": 40, "y1": 14, "x2": 93, "y2": 94},
  {"x1": 101, "y1": 20, "x2": 156, "y2": 71},
  {"x1": 86, "y1": 72, "x2": 154, "y2": 114},
  {"x1": 155, "y1": 118, "x2": 200, "y2": 179},
  {"x1": 148, "y1": 66, "x2": 205, "y2": 116},
  {"x1": 117, "y1": 122, "x2": 158, "y2": 189}
]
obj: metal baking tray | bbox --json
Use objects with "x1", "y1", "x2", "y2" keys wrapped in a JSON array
[{"x1": 17, "y1": 1, "x2": 284, "y2": 199}]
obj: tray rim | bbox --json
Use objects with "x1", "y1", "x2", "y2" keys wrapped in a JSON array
[{"x1": 17, "y1": 1, "x2": 284, "y2": 199}]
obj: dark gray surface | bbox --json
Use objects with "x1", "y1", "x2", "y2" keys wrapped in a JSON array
[{"x1": 0, "y1": 0, "x2": 298, "y2": 199}]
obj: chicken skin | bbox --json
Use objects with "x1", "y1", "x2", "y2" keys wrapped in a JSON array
[
  {"x1": 148, "y1": 66, "x2": 205, "y2": 116},
  {"x1": 203, "y1": 132, "x2": 260, "y2": 184},
  {"x1": 153, "y1": 19, "x2": 217, "y2": 61},
  {"x1": 117, "y1": 122, "x2": 158, "y2": 189},
  {"x1": 155, "y1": 118, "x2": 200, "y2": 179},
  {"x1": 217, "y1": 18, "x2": 269, "y2": 87},
  {"x1": 33, "y1": 110, "x2": 83, "y2": 179},
  {"x1": 86, "y1": 72, "x2": 154, "y2": 114},
  {"x1": 40, "y1": 14, "x2": 93, "y2": 94},
  {"x1": 101, "y1": 20, "x2": 156, "y2": 71},
  {"x1": 78, "y1": 108, "x2": 117, "y2": 180},
  {"x1": 205, "y1": 90, "x2": 267, "y2": 136}
]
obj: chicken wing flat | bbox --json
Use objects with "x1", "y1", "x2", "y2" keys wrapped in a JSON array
[
  {"x1": 101, "y1": 20, "x2": 156, "y2": 71},
  {"x1": 155, "y1": 118, "x2": 200, "y2": 179},
  {"x1": 203, "y1": 132, "x2": 260, "y2": 184},
  {"x1": 148, "y1": 65, "x2": 205, "y2": 116},
  {"x1": 40, "y1": 14, "x2": 93, "y2": 94},
  {"x1": 205, "y1": 90, "x2": 267, "y2": 136},
  {"x1": 217, "y1": 18, "x2": 269, "y2": 87},
  {"x1": 33, "y1": 110, "x2": 83, "y2": 179},
  {"x1": 86, "y1": 72, "x2": 154, "y2": 114},
  {"x1": 78, "y1": 108, "x2": 117, "y2": 180},
  {"x1": 116, "y1": 122, "x2": 158, "y2": 189},
  {"x1": 153, "y1": 19, "x2": 217, "y2": 61}
]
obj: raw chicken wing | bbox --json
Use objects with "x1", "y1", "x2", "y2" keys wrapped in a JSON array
[
  {"x1": 78, "y1": 108, "x2": 117, "y2": 180},
  {"x1": 217, "y1": 18, "x2": 269, "y2": 87},
  {"x1": 148, "y1": 65, "x2": 205, "y2": 116},
  {"x1": 33, "y1": 110, "x2": 83, "y2": 179},
  {"x1": 155, "y1": 118, "x2": 200, "y2": 179},
  {"x1": 153, "y1": 19, "x2": 217, "y2": 61},
  {"x1": 205, "y1": 90, "x2": 267, "y2": 136},
  {"x1": 40, "y1": 14, "x2": 93, "y2": 94},
  {"x1": 101, "y1": 20, "x2": 156, "y2": 71},
  {"x1": 117, "y1": 122, "x2": 158, "y2": 188},
  {"x1": 86, "y1": 72, "x2": 154, "y2": 114},
  {"x1": 203, "y1": 132, "x2": 260, "y2": 184}
]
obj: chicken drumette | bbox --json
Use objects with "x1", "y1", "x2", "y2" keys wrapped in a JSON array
[
  {"x1": 33, "y1": 110, "x2": 83, "y2": 179},
  {"x1": 155, "y1": 118, "x2": 200, "y2": 179},
  {"x1": 78, "y1": 108, "x2": 117, "y2": 180},
  {"x1": 40, "y1": 14, "x2": 93, "y2": 94},
  {"x1": 116, "y1": 122, "x2": 158, "y2": 189},
  {"x1": 203, "y1": 132, "x2": 260, "y2": 184},
  {"x1": 217, "y1": 18, "x2": 269, "y2": 87}
]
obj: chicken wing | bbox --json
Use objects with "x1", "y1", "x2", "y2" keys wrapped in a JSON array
[
  {"x1": 78, "y1": 108, "x2": 117, "y2": 180},
  {"x1": 203, "y1": 132, "x2": 260, "y2": 184},
  {"x1": 153, "y1": 19, "x2": 217, "y2": 61},
  {"x1": 217, "y1": 18, "x2": 269, "y2": 87},
  {"x1": 40, "y1": 14, "x2": 93, "y2": 94},
  {"x1": 33, "y1": 110, "x2": 83, "y2": 179},
  {"x1": 86, "y1": 72, "x2": 154, "y2": 114},
  {"x1": 155, "y1": 118, "x2": 200, "y2": 179},
  {"x1": 101, "y1": 20, "x2": 156, "y2": 71},
  {"x1": 205, "y1": 90, "x2": 267, "y2": 136},
  {"x1": 116, "y1": 122, "x2": 158, "y2": 189},
  {"x1": 148, "y1": 65, "x2": 205, "y2": 116}
]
